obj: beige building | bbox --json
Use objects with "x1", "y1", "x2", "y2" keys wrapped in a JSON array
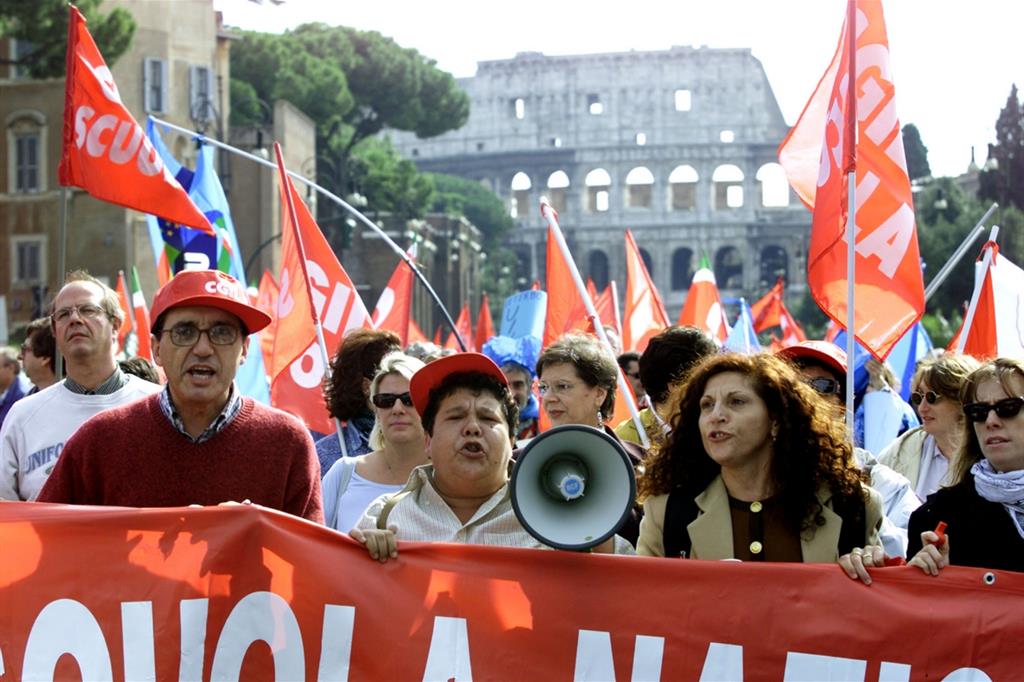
[{"x1": 0, "y1": 0, "x2": 309, "y2": 336}]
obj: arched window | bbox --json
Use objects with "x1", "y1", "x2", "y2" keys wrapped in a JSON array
[
  {"x1": 756, "y1": 163, "x2": 790, "y2": 207},
  {"x1": 714, "y1": 246, "x2": 743, "y2": 289},
  {"x1": 510, "y1": 172, "x2": 531, "y2": 218},
  {"x1": 585, "y1": 168, "x2": 611, "y2": 213},
  {"x1": 547, "y1": 170, "x2": 570, "y2": 215},
  {"x1": 671, "y1": 248, "x2": 694, "y2": 290},
  {"x1": 588, "y1": 250, "x2": 610, "y2": 290},
  {"x1": 6, "y1": 109, "x2": 47, "y2": 194},
  {"x1": 760, "y1": 245, "x2": 788, "y2": 285},
  {"x1": 625, "y1": 166, "x2": 654, "y2": 209},
  {"x1": 638, "y1": 248, "x2": 653, "y2": 276},
  {"x1": 668, "y1": 164, "x2": 698, "y2": 210},
  {"x1": 712, "y1": 164, "x2": 744, "y2": 209}
]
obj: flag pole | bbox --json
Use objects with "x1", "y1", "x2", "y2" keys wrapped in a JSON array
[
  {"x1": 150, "y1": 116, "x2": 466, "y2": 351},
  {"x1": 539, "y1": 200, "x2": 650, "y2": 449},
  {"x1": 923, "y1": 203, "x2": 997, "y2": 302},
  {"x1": 956, "y1": 225, "x2": 1000, "y2": 355},
  {"x1": 843, "y1": 0, "x2": 858, "y2": 439},
  {"x1": 273, "y1": 143, "x2": 347, "y2": 454},
  {"x1": 55, "y1": 186, "x2": 69, "y2": 379}
]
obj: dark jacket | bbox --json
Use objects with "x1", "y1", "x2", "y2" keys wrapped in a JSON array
[
  {"x1": 908, "y1": 473, "x2": 1024, "y2": 573},
  {"x1": 0, "y1": 379, "x2": 26, "y2": 429}
]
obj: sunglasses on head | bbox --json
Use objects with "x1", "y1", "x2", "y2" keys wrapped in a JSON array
[
  {"x1": 371, "y1": 392, "x2": 414, "y2": 409},
  {"x1": 963, "y1": 396, "x2": 1024, "y2": 423},
  {"x1": 805, "y1": 376, "x2": 841, "y2": 395},
  {"x1": 910, "y1": 391, "x2": 943, "y2": 406}
]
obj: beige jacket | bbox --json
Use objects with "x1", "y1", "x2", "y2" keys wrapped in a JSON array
[
  {"x1": 637, "y1": 475, "x2": 883, "y2": 561},
  {"x1": 876, "y1": 426, "x2": 930, "y2": 490}
]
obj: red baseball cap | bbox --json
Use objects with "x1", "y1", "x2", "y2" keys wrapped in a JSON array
[
  {"x1": 409, "y1": 352, "x2": 509, "y2": 414},
  {"x1": 149, "y1": 270, "x2": 272, "y2": 334},
  {"x1": 776, "y1": 340, "x2": 848, "y2": 376}
]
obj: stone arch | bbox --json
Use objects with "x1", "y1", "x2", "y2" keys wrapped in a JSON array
[
  {"x1": 671, "y1": 247, "x2": 694, "y2": 290},
  {"x1": 756, "y1": 162, "x2": 790, "y2": 207},
  {"x1": 588, "y1": 249, "x2": 610, "y2": 290},
  {"x1": 585, "y1": 168, "x2": 611, "y2": 213},
  {"x1": 547, "y1": 170, "x2": 570, "y2": 214},
  {"x1": 625, "y1": 166, "x2": 654, "y2": 208},
  {"x1": 668, "y1": 164, "x2": 698, "y2": 210},
  {"x1": 511, "y1": 171, "x2": 532, "y2": 218},
  {"x1": 712, "y1": 164, "x2": 744, "y2": 209},
  {"x1": 714, "y1": 245, "x2": 743, "y2": 289},
  {"x1": 760, "y1": 245, "x2": 789, "y2": 285},
  {"x1": 638, "y1": 247, "x2": 653, "y2": 276}
]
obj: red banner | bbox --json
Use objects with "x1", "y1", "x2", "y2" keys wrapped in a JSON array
[{"x1": 1, "y1": 502, "x2": 1019, "y2": 681}]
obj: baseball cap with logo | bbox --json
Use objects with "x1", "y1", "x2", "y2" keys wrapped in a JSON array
[
  {"x1": 409, "y1": 352, "x2": 509, "y2": 415},
  {"x1": 149, "y1": 270, "x2": 271, "y2": 334}
]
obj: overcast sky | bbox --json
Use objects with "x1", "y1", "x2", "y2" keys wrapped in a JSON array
[{"x1": 213, "y1": 0, "x2": 1022, "y2": 179}]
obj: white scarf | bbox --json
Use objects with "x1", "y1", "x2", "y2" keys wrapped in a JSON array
[{"x1": 972, "y1": 459, "x2": 1024, "y2": 540}]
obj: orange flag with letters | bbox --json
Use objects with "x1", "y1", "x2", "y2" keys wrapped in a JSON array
[
  {"x1": 475, "y1": 293, "x2": 496, "y2": 351},
  {"x1": 622, "y1": 230, "x2": 670, "y2": 353},
  {"x1": 58, "y1": 6, "x2": 213, "y2": 235},
  {"x1": 272, "y1": 145, "x2": 370, "y2": 433},
  {"x1": 777, "y1": 0, "x2": 923, "y2": 360},
  {"x1": 678, "y1": 260, "x2": 729, "y2": 343},
  {"x1": 114, "y1": 271, "x2": 133, "y2": 352},
  {"x1": 372, "y1": 252, "x2": 416, "y2": 346}
]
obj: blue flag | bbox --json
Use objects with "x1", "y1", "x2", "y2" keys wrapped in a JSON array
[{"x1": 724, "y1": 299, "x2": 761, "y2": 354}]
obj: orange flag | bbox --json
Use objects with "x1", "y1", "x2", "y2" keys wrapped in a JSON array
[
  {"x1": 593, "y1": 285, "x2": 619, "y2": 340},
  {"x1": 408, "y1": 319, "x2": 428, "y2": 344},
  {"x1": 255, "y1": 270, "x2": 280, "y2": 374},
  {"x1": 622, "y1": 230, "x2": 670, "y2": 353},
  {"x1": 58, "y1": 6, "x2": 213, "y2": 235},
  {"x1": 777, "y1": 0, "x2": 923, "y2": 361},
  {"x1": 678, "y1": 261, "x2": 729, "y2": 343},
  {"x1": 543, "y1": 225, "x2": 590, "y2": 347},
  {"x1": 271, "y1": 145, "x2": 370, "y2": 433},
  {"x1": 444, "y1": 302, "x2": 474, "y2": 351},
  {"x1": 948, "y1": 242, "x2": 1024, "y2": 360},
  {"x1": 750, "y1": 278, "x2": 807, "y2": 346},
  {"x1": 475, "y1": 293, "x2": 496, "y2": 351},
  {"x1": 371, "y1": 253, "x2": 415, "y2": 346},
  {"x1": 114, "y1": 271, "x2": 133, "y2": 352}
]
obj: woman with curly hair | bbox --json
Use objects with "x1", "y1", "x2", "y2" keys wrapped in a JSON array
[{"x1": 637, "y1": 352, "x2": 882, "y2": 563}]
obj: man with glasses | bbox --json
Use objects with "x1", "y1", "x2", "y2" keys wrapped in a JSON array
[
  {"x1": 37, "y1": 270, "x2": 323, "y2": 523},
  {"x1": 0, "y1": 348, "x2": 25, "y2": 429},
  {"x1": 617, "y1": 351, "x2": 647, "y2": 409},
  {"x1": 0, "y1": 271, "x2": 161, "y2": 501}
]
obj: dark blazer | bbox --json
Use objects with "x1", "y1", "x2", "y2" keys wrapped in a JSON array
[
  {"x1": 908, "y1": 473, "x2": 1024, "y2": 573},
  {"x1": 0, "y1": 379, "x2": 26, "y2": 429}
]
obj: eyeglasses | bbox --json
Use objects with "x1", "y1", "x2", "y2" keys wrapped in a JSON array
[
  {"x1": 53, "y1": 303, "x2": 107, "y2": 323},
  {"x1": 910, "y1": 391, "x2": 943, "y2": 407},
  {"x1": 538, "y1": 381, "x2": 578, "y2": 396},
  {"x1": 372, "y1": 392, "x2": 414, "y2": 409},
  {"x1": 626, "y1": 371, "x2": 641, "y2": 380},
  {"x1": 963, "y1": 397, "x2": 1024, "y2": 423},
  {"x1": 160, "y1": 322, "x2": 240, "y2": 347},
  {"x1": 805, "y1": 376, "x2": 841, "y2": 395}
]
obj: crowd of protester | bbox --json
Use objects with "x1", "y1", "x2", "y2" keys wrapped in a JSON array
[{"x1": 2, "y1": 269, "x2": 1023, "y2": 584}]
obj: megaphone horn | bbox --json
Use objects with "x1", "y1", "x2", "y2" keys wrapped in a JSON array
[{"x1": 511, "y1": 424, "x2": 636, "y2": 551}]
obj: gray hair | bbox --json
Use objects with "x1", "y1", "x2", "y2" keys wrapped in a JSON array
[{"x1": 368, "y1": 352, "x2": 426, "y2": 450}]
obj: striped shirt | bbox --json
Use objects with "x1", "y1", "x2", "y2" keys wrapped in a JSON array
[
  {"x1": 64, "y1": 367, "x2": 130, "y2": 395},
  {"x1": 158, "y1": 384, "x2": 244, "y2": 444}
]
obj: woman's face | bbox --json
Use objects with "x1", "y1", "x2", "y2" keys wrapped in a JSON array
[
  {"x1": 971, "y1": 375, "x2": 1024, "y2": 473},
  {"x1": 539, "y1": 362, "x2": 608, "y2": 428},
  {"x1": 914, "y1": 377, "x2": 962, "y2": 440},
  {"x1": 373, "y1": 373, "x2": 424, "y2": 446},
  {"x1": 698, "y1": 372, "x2": 774, "y2": 473}
]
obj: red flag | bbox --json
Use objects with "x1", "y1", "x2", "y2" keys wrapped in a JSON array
[
  {"x1": 678, "y1": 262, "x2": 728, "y2": 343},
  {"x1": 128, "y1": 267, "x2": 152, "y2": 361},
  {"x1": 622, "y1": 230, "x2": 670, "y2": 353},
  {"x1": 948, "y1": 243, "x2": 1024, "y2": 360},
  {"x1": 543, "y1": 225, "x2": 590, "y2": 347},
  {"x1": 475, "y1": 293, "x2": 496, "y2": 351},
  {"x1": 444, "y1": 303, "x2": 474, "y2": 351},
  {"x1": 592, "y1": 285, "x2": 618, "y2": 340},
  {"x1": 114, "y1": 271, "x2": 133, "y2": 352},
  {"x1": 408, "y1": 319, "x2": 428, "y2": 344},
  {"x1": 778, "y1": 0, "x2": 924, "y2": 360},
  {"x1": 371, "y1": 253, "x2": 415, "y2": 346},
  {"x1": 255, "y1": 270, "x2": 280, "y2": 375},
  {"x1": 271, "y1": 145, "x2": 370, "y2": 433},
  {"x1": 58, "y1": 6, "x2": 213, "y2": 235},
  {"x1": 751, "y1": 278, "x2": 807, "y2": 346}
]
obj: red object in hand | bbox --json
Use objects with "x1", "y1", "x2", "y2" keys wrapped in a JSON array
[
  {"x1": 882, "y1": 556, "x2": 907, "y2": 567},
  {"x1": 933, "y1": 521, "x2": 948, "y2": 548}
]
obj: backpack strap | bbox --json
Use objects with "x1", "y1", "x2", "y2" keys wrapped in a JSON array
[
  {"x1": 663, "y1": 489, "x2": 699, "y2": 559},
  {"x1": 326, "y1": 458, "x2": 358, "y2": 530},
  {"x1": 376, "y1": 480, "x2": 419, "y2": 530}
]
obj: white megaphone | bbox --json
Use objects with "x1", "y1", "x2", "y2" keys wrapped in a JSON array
[{"x1": 511, "y1": 424, "x2": 636, "y2": 551}]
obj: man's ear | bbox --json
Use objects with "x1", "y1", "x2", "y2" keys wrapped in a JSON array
[
  {"x1": 239, "y1": 336, "x2": 250, "y2": 366},
  {"x1": 424, "y1": 432, "x2": 432, "y2": 459},
  {"x1": 151, "y1": 334, "x2": 163, "y2": 368}
]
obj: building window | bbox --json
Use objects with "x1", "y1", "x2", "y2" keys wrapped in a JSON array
[
  {"x1": 547, "y1": 170, "x2": 570, "y2": 215},
  {"x1": 143, "y1": 58, "x2": 167, "y2": 114},
  {"x1": 585, "y1": 169, "x2": 611, "y2": 213},
  {"x1": 11, "y1": 236, "x2": 46, "y2": 285},
  {"x1": 6, "y1": 110, "x2": 47, "y2": 194},
  {"x1": 512, "y1": 98, "x2": 526, "y2": 119},
  {"x1": 674, "y1": 89, "x2": 692, "y2": 112},
  {"x1": 476, "y1": 142, "x2": 485, "y2": 151},
  {"x1": 715, "y1": 246, "x2": 743, "y2": 290},
  {"x1": 10, "y1": 39, "x2": 37, "y2": 80},
  {"x1": 510, "y1": 172, "x2": 531, "y2": 218},
  {"x1": 720, "y1": 130, "x2": 735, "y2": 143},
  {"x1": 14, "y1": 134, "x2": 39, "y2": 193},
  {"x1": 635, "y1": 132, "x2": 647, "y2": 146},
  {"x1": 712, "y1": 164, "x2": 745, "y2": 209},
  {"x1": 588, "y1": 250, "x2": 610, "y2": 291},
  {"x1": 668, "y1": 165, "x2": 699, "y2": 211},
  {"x1": 189, "y1": 65, "x2": 214, "y2": 122},
  {"x1": 756, "y1": 162, "x2": 791, "y2": 207},
  {"x1": 550, "y1": 136, "x2": 562, "y2": 147},
  {"x1": 760, "y1": 246, "x2": 789, "y2": 285},
  {"x1": 672, "y1": 248, "x2": 694, "y2": 290},
  {"x1": 625, "y1": 166, "x2": 654, "y2": 209},
  {"x1": 587, "y1": 94, "x2": 603, "y2": 115}
]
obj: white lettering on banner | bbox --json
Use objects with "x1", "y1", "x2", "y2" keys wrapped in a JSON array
[
  {"x1": 290, "y1": 341, "x2": 324, "y2": 389},
  {"x1": 179, "y1": 598, "x2": 209, "y2": 682},
  {"x1": 306, "y1": 260, "x2": 368, "y2": 336},
  {"x1": 79, "y1": 55, "x2": 123, "y2": 104},
  {"x1": 85, "y1": 113, "x2": 118, "y2": 157},
  {"x1": 817, "y1": 96, "x2": 845, "y2": 188},
  {"x1": 108, "y1": 121, "x2": 144, "y2": 165},
  {"x1": 22, "y1": 599, "x2": 114, "y2": 681},
  {"x1": 699, "y1": 643, "x2": 743, "y2": 681},
  {"x1": 277, "y1": 269, "x2": 295, "y2": 319},
  {"x1": 943, "y1": 670, "x2": 993, "y2": 682},
  {"x1": 879, "y1": 662, "x2": 912, "y2": 682},
  {"x1": 209, "y1": 591, "x2": 305, "y2": 681},
  {"x1": 121, "y1": 601, "x2": 156, "y2": 681},
  {"x1": 72, "y1": 105, "x2": 168, "y2": 179},
  {"x1": 784, "y1": 651, "x2": 866, "y2": 680},
  {"x1": 423, "y1": 616, "x2": 473, "y2": 682},
  {"x1": 317, "y1": 605, "x2": 356, "y2": 682},
  {"x1": 854, "y1": 203, "x2": 916, "y2": 278},
  {"x1": 574, "y1": 629, "x2": 666, "y2": 681},
  {"x1": 187, "y1": 253, "x2": 212, "y2": 270},
  {"x1": 372, "y1": 287, "x2": 395, "y2": 328}
]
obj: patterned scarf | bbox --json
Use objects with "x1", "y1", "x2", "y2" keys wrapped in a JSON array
[{"x1": 972, "y1": 459, "x2": 1024, "y2": 540}]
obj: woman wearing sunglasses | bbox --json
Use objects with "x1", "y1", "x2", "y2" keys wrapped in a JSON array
[
  {"x1": 877, "y1": 354, "x2": 980, "y2": 501},
  {"x1": 321, "y1": 352, "x2": 427, "y2": 532}
]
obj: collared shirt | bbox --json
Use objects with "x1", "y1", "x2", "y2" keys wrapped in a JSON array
[
  {"x1": 157, "y1": 384, "x2": 244, "y2": 444},
  {"x1": 64, "y1": 367, "x2": 130, "y2": 395},
  {"x1": 915, "y1": 434, "x2": 951, "y2": 500},
  {"x1": 357, "y1": 465, "x2": 634, "y2": 554}
]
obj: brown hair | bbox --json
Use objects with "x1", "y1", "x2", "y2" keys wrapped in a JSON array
[
  {"x1": 951, "y1": 358, "x2": 1024, "y2": 485},
  {"x1": 639, "y1": 352, "x2": 867, "y2": 534},
  {"x1": 536, "y1": 332, "x2": 618, "y2": 420},
  {"x1": 324, "y1": 328, "x2": 401, "y2": 421},
  {"x1": 912, "y1": 353, "x2": 981, "y2": 402},
  {"x1": 50, "y1": 270, "x2": 124, "y2": 329},
  {"x1": 25, "y1": 317, "x2": 56, "y2": 369}
]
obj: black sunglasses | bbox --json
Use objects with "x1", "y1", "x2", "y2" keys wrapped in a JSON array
[
  {"x1": 805, "y1": 376, "x2": 841, "y2": 395},
  {"x1": 372, "y1": 392, "x2": 414, "y2": 409},
  {"x1": 910, "y1": 391, "x2": 942, "y2": 407},
  {"x1": 963, "y1": 396, "x2": 1024, "y2": 423}
]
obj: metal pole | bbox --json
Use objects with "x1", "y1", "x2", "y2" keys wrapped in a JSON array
[
  {"x1": 55, "y1": 186, "x2": 69, "y2": 379},
  {"x1": 149, "y1": 116, "x2": 466, "y2": 351},
  {"x1": 923, "y1": 202, "x2": 997, "y2": 302}
]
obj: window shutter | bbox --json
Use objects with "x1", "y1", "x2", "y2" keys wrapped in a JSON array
[{"x1": 143, "y1": 58, "x2": 152, "y2": 111}]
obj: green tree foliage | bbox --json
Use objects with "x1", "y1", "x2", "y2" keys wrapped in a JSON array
[
  {"x1": 902, "y1": 123, "x2": 931, "y2": 181},
  {"x1": 350, "y1": 139, "x2": 434, "y2": 221},
  {"x1": 979, "y1": 84, "x2": 1024, "y2": 211},
  {"x1": 0, "y1": 0, "x2": 135, "y2": 78}
]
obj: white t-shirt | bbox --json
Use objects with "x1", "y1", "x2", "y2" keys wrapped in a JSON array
[
  {"x1": 0, "y1": 376, "x2": 162, "y2": 501},
  {"x1": 336, "y1": 472, "x2": 404, "y2": 533}
]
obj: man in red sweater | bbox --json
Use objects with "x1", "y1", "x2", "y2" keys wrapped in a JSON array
[{"x1": 38, "y1": 270, "x2": 323, "y2": 523}]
